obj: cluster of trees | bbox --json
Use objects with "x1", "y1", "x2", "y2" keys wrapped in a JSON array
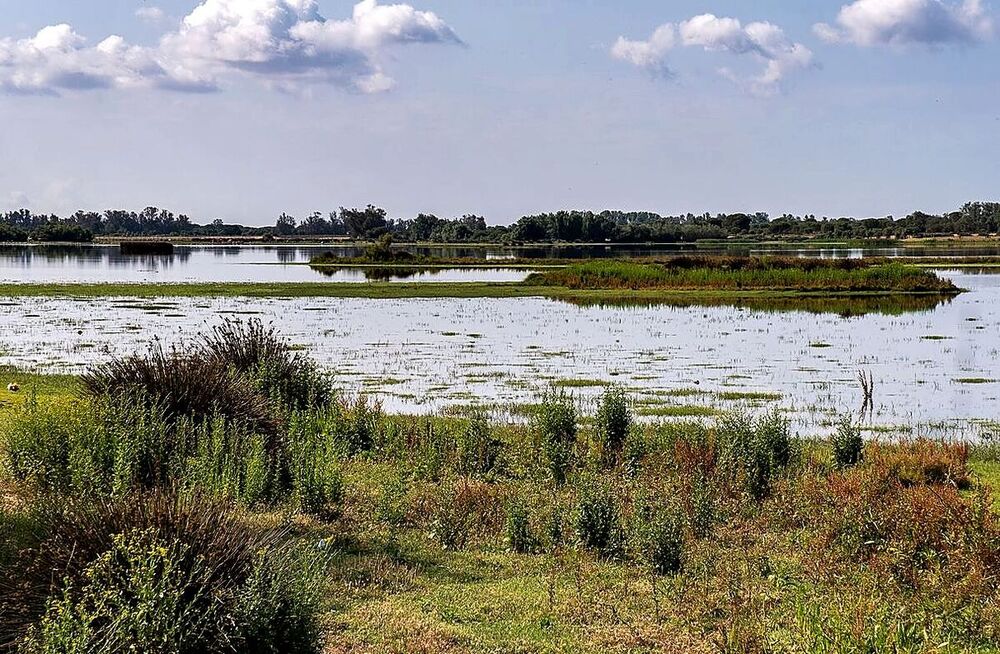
[{"x1": 2, "y1": 202, "x2": 999, "y2": 243}]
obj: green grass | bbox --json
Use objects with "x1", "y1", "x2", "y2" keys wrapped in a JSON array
[
  {"x1": 551, "y1": 378, "x2": 610, "y2": 389},
  {"x1": 526, "y1": 258, "x2": 961, "y2": 294},
  {"x1": 716, "y1": 390, "x2": 783, "y2": 402}
]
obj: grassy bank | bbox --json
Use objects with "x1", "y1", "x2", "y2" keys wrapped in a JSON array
[
  {"x1": 526, "y1": 257, "x2": 961, "y2": 293},
  {"x1": 0, "y1": 281, "x2": 960, "y2": 316},
  {"x1": 1, "y1": 324, "x2": 999, "y2": 652}
]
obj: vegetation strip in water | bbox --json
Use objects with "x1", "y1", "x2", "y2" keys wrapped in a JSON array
[{"x1": 525, "y1": 257, "x2": 961, "y2": 293}]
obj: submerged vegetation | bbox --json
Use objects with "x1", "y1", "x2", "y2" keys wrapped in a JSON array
[{"x1": 0, "y1": 323, "x2": 999, "y2": 652}]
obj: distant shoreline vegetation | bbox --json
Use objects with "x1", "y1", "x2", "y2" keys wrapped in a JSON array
[{"x1": 1, "y1": 201, "x2": 1000, "y2": 243}]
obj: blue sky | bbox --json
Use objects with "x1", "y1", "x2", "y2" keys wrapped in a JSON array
[{"x1": 0, "y1": 0, "x2": 997, "y2": 225}]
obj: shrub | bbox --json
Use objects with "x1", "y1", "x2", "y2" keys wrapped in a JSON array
[
  {"x1": 832, "y1": 418, "x2": 864, "y2": 469},
  {"x1": 575, "y1": 481, "x2": 622, "y2": 556},
  {"x1": 329, "y1": 396, "x2": 382, "y2": 456},
  {"x1": 595, "y1": 386, "x2": 632, "y2": 464},
  {"x1": 638, "y1": 505, "x2": 685, "y2": 576},
  {"x1": 235, "y1": 546, "x2": 327, "y2": 654},
  {"x1": 455, "y1": 410, "x2": 502, "y2": 477},
  {"x1": 3, "y1": 394, "x2": 176, "y2": 496},
  {"x1": 198, "y1": 319, "x2": 332, "y2": 412},
  {"x1": 286, "y1": 411, "x2": 344, "y2": 519},
  {"x1": 536, "y1": 392, "x2": 577, "y2": 485},
  {"x1": 505, "y1": 499, "x2": 537, "y2": 554},
  {"x1": 715, "y1": 410, "x2": 794, "y2": 500},
  {"x1": 81, "y1": 345, "x2": 276, "y2": 436},
  {"x1": 427, "y1": 478, "x2": 502, "y2": 551},
  {"x1": 0, "y1": 493, "x2": 325, "y2": 653},
  {"x1": 184, "y1": 415, "x2": 275, "y2": 507}
]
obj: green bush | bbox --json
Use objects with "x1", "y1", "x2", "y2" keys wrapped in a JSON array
[
  {"x1": 2, "y1": 493, "x2": 325, "y2": 653},
  {"x1": 639, "y1": 506, "x2": 685, "y2": 576},
  {"x1": 184, "y1": 415, "x2": 274, "y2": 507},
  {"x1": 3, "y1": 394, "x2": 175, "y2": 496},
  {"x1": 505, "y1": 499, "x2": 537, "y2": 554},
  {"x1": 198, "y1": 319, "x2": 332, "y2": 412},
  {"x1": 832, "y1": 417, "x2": 864, "y2": 469},
  {"x1": 536, "y1": 392, "x2": 577, "y2": 485},
  {"x1": 81, "y1": 345, "x2": 276, "y2": 436},
  {"x1": 455, "y1": 410, "x2": 502, "y2": 477},
  {"x1": 595, "y1": 386, "x2": 632, "y2": 464},
  {"x1": 715, "y1": 410, "x2": 794, "y2": 500},
  {"x1": 287, "y1": 411, "x2": 344, "y2": 518},
  {"x1": 574, "y1": 481, "x2": 621, "y2": 556}
]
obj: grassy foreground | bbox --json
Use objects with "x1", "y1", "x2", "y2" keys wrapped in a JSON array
[{"x1": 1, "y1": 324, "x2": 1000, "y2": 653}]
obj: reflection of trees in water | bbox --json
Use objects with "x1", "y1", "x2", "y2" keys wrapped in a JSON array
[
  {"x1": 311, "y1": 266, "x2": 435, "y2": 281},
  {"x1": 0, "y1": 244, "x2": 191, "y2": 270}
]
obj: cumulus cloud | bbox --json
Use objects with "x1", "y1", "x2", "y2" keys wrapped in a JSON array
[
  {"x1": 815, "y1": 0, "x2": 994, "y2": 46},
  {"x1": 611, "y1": 14, "x2": 814, "y2": 94},
  {"x1": 0, "y1": 0, "x2": 461, "y2": 95}
]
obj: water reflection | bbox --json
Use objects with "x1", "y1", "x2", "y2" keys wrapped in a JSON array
[{"x1": 1, "y1": 242, "x2": 998, "y2": 284}]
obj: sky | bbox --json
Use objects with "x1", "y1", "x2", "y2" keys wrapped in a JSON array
[{"x1": 0, "y1": 0, "x2": 997, "y2": 226}]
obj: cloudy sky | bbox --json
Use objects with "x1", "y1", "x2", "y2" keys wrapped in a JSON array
[{"x1": 0, "y1": 0, "x2": 997, "y2": 225}]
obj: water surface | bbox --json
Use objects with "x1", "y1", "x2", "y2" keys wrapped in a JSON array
[{"x1": 1, "y1": 270, "x2": 996, "y2": 437}]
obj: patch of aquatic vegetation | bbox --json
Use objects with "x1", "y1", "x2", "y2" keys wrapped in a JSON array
[
  {"x1": 954, "y1": 378, "x2": 997, "y2": 384},
  {"x1": 717, "y1": 390, "x2": 783, "y2": 402},
  {"x1": 527, "y1": 257, "x2": 961, "y2": 293}
]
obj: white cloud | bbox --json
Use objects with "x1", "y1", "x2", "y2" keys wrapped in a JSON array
[
  {"x1": 815, "y1": 0, "x2": 994, "y2": 46},
  {"x1": 612, "y1": 14, "x2": 814, "y2": 94},
  {"x1": 0, "y1": 0, "x2": 461, "y2": 96},
  {"x1": 135, "y1": 6, "x2": 167, "y2": 24}
]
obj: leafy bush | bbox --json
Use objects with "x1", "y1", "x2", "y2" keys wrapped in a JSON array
[
  {"x1": 286, "y1": 411, "x2": 344, "y2": 518},
  {"x1": 574, "y1": 481, "x2": 622, "y2": 556},
  {"x1": 4, "y1": 394, "x2": 175, "y2": 496},
  {"x1": 715, "y1": 410, "x2": 794, "y2": 500},
  {"x1": 328, "y1": 395, "x2": 382, "y2": 455},
  {"x1": 536, "y1": 392, "x2": 577, "y2": 485},
  {"x1": 81, "y1": 345, "x2": 276, "y2": 436},
  {"x1": 427, "y1": 478, "x2": 502, "y2": 551},
  {"x1": 198, "y1": 319, "x2": 332, "y2": 412},
  {"x1": 1, "y1": 493, "x2": 324, "y2": 653},
  {"x1": 505, "y1": 499, "x2": 537, "y2": 554},
  {"x1": 832, "y1": 418, "x2": 864, "y2": 469},
  {"x1": 637, "y1": 505, "x2": 685, "y2": 576},
  {"x1": 455, "y1": 410, "x2": 502, "y2": 477},
  {"x1": 595, "y1": 386, "x2": 632, "y2": 464}
]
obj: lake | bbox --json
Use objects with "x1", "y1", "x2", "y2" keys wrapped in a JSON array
[
  {"x1": 0, "y1": 267, "x2": 996, "y2": 438},
  {"x1": 3, "y1": 242, "x2": 1000, "y2": 284}
]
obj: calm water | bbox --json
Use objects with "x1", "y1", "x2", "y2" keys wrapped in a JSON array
[
  {"x1": 2, "y1": 243, "x2": 999, "y2": 284},
  {"x1": 0, "y1": 245, "x2": 528, "y2": 283},
  {"x1": 0, "y1": 270, "x2": 996, "y2": 437}
]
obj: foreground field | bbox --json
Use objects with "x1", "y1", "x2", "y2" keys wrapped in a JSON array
[{"x1": 0, "y1": 323, "x2": 998, "y2": 653}]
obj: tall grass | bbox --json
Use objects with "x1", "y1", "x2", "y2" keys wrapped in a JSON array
[{"x1": 528, "y1": 257, "x2": 959, "y2": 293}]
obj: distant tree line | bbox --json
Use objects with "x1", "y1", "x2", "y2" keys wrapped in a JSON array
[{"x1": 2, "y1": 202, "x2": 999, "y2": 243}]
